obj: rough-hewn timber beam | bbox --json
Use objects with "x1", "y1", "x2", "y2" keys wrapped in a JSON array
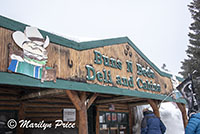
[
  {"x1": 128, "y1": 100, "x2": 148, "y2": 107},
  {"x1": 96, "y1": 96, "x2": 138, "y2": 104},
  {"x1": 65, "y1": 90, "x2": 82, "y2": 111},
  {"x1": 176, "y1": 103, "x2": 188, "y2": 128},
  {"x1": 21, "y1": 89, "x2": 65, "y2": 100},
  {"x1": 18, "y1": 101, "x2": 25, "y2": 134},
  {"x1": 80, "y1": 92, "x2": 87, "y2": 102},
  {"x1": 87, "y1": 93, "x2": 97, "y2": 109},
  {"x1": 65, "y1": 91, "x2": 88, "y2": 134},
  {"x1": 148, "y1": 99, "x2": 160, "y2": 117}
]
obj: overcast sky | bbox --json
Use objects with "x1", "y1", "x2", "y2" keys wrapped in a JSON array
[{"x1": 0, "y1": 0, "x2": 192, "y2": 76}]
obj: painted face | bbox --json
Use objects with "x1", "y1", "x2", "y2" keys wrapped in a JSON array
[{"x1": 22, "y1": 41, "x2": 48, "y2": 57}]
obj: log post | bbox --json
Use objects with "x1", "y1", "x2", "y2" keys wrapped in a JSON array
[
  {"x1": 78, "y1": 104, "x2": 88, "y2": 134},
  {"x1": 148, "y1": 99, "x2": 160, "y2": 117},
  {"x1": 17, "y1": 101, "x2": 25, "y2": 134},
  {"x1": 87, "y1": 93, "x2": 97, "y2": 109},
  {"x1": 66, "y1": 90, "x2": 88, "y2": 134},
  {"x1": 79, "y1": 92, "x2": 88, "y2": 134},
  {"x1": 176, "y1": 103, "x2": 188, "y2": 128},
  {"x1": 129, "y1": 106, "x2": 133, "y2": 134}
]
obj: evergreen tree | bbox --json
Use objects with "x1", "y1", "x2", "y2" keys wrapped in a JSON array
[
  {"x1": 180, "y1": 0, "x2": 200, "y2": 79},
  {"x1": 180, "y1": 0, "x2": 200, "y2": 98}
]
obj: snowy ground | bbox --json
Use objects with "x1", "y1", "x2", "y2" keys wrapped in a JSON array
[{"x1": 133, "y1": 102, "x2": 185, "y2": 134}]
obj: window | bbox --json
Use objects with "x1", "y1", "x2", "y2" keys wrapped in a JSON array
[{"x1": 99, "y1": 111, "x2": 129, "y2": 134}]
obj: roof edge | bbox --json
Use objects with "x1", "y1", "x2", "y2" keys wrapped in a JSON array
[
  {"x1": 176, "y1": 76, "x2": 184, "y2": 82},
  {"x1": 80, "y1": 37, "x2": 173, "y2": 78},
  {"x1": 0, "y1": 15, "x2": 173, "y2": 78},
  {"x1": 0, "y1": 15, "x2": 80, "y2": 49},
  {"x1": 0, "y1": 72, "x2": 186, "y2": 104}
]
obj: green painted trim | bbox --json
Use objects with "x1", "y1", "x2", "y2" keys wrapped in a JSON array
[
  {"x1": 176, "y1": 76, "x2": 184, "y2": 82},
  {"x1": 0, "y1": 15, "x2": 27, "y2": 32},
  {"x1": 0, "y1": 15, "x2": 79, "y2": 49},
  {"x1": 0, "y1": 72, "x2": 186, "y2": 104},
  {"x1": 0, "y1": 15, "x2": 172, "y2": 78},
  {"x1": 80, "y1": 37, "x2": 129, "y2": 50},
  {"x1": 80, "y1": 37, "x2": 173, "y2": 78}
]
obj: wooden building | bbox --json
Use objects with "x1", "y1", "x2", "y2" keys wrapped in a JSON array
[{"x1": 0, "y1": 15, "x2": 187, "y2": 134}]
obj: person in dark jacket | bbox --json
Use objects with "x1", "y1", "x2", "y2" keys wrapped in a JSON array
[
  {"x1": 185, "y1": 112, "x2": 200, "y2": 134},
  {"x1": 141, "y1": 108, "x2": 166, "y2": 134}
]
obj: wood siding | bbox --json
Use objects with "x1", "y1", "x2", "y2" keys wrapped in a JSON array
[{"x1": 0, "y1": 27, "x2": 173, "y2": 96}]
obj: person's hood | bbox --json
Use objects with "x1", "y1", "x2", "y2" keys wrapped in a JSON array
[
  {"x1": 191, "y1": 112, "x2": 200, "y2": 119},
  {"x1": 143, "y1": 110, "x2": 154, "y2": 116}
]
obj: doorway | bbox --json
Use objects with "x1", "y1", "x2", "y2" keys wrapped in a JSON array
[{"x1": 98, "y1": 111, "x2": 129, "y2": 134}]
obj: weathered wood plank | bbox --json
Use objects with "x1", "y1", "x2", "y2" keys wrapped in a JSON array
[
  {"x1": 21, "y1": 89, "x2": 65, "y2": 100},
  {"x1": 97, "y1": 108, "x2": 129, "y2": 113},
  {"x1": 18, "y1": 101, "x2": 25, "y2": 134},
  {"x1": 26, "y1": 113, "x2": 61, "y2": 118},
  {"x1": 87, "y1": 93, "x2": 97, "y2": 109},
  {"x1": 128, "y1": 101, "x2": 148, "y2": 107},
  {"x1": 65, "y1": 90, "x2": 88, "y2": 134},
  {"x1": 0, "y1": 100, "x2": 19, "y2": 105},
  {"x1": 148, "y1": 99, "x2": 160, "y2": 117},
  {"x1": 0, "y1": 106, "x2": 19, "y2": 110},
  {"x1": 25, "y1": 107, "x2": 66, "y2": 113},
  {"x1": 27, "y1": 98, "x2": 71, "y2": 104},
  {"x1": 25, "y1": 117, "x2": 63, "y2": 122},
  {"x1": 96, "y1": 96, "x2": 139, "y2": 104},
  {"x1": 176, "y1": 103, "x2": 188, "y2": 128},
  {"x1": 65, "y1": 90, "x2": 82, "y2": 111},
  {"x1": 25, "y1": 102, "x2": 74, "y2": 108},
  {"x1": 0, "y1": 28, "x2": 10, "y2": 71},
  {"x1": 96, "y1": 105, "x2": 129, "y2": 111},
  {"x1": 97, "y1": 103, "x2": 129, "y2": 107},
  {"x1": 0, "y1": 96, "x2": 18, "y2": 101},
  {"x1": 78, "y1": 105, "x2": 88, "y2": 134},
  {"x1": 0, "y1": 88, "x2": 21, "y2": 95}
]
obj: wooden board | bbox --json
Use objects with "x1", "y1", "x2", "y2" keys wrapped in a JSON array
[
  {"x1": 0, "y1": 86, "x2": 76, "y2": 123},
  {"x1": 0, "y1": 27, "x2": 173, "y2": 96},
  {"x1": 78, "y1": 44, "x2": 173, "y2": 95}
]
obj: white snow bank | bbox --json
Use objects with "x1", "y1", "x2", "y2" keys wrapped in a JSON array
[{"x1": 159, "y1": 102, "x2": 185, "y2": 134}]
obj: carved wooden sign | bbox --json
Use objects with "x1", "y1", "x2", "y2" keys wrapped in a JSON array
[
  {"x1": 77, "y1": 43, "x2": 173, "y2": 95},
  {"x1": 8, "y1": 26, "x2": 56, "y2": 83},
  {"x1": 85, "y1": 50, "x2": 160, "y2": 92},
  {"x1": 4, "y1": 26, "x2": 172, "y2": 94}
]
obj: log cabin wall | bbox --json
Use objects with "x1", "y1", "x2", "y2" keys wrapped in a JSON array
[
  {"x1": 0, "y1": 87, "x2": 20, "y2": 111},
  {"x1": 24, "y1": 96, "x2": 75, "y2": 123},
  {"x1": 0, "y1": 86, "x2": 77, "y2": 123}
]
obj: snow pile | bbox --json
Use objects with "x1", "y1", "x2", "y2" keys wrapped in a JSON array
[{"x1": 159, "y1": 102, "x2": 185, "y2": 134}]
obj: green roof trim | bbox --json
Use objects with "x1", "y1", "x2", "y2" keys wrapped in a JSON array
[
  {"x1": 80, "y1": 37, "x2": 173, "y2": 78},
  {"x1": 0, "y1": 15, "x2": 183, "y2": 103},
  {"x1": 176, "y1": 76, "x2": 184, "y2": 82},
  {"x1": 0, "y1": 72, "x2": 186, "y2": 104},
  {"x1": 0, "y1": 15, "x2": 173, "y2": 79},
  {"x1": 0, "y1": 15, "x2": 79, "y2": 49}
]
